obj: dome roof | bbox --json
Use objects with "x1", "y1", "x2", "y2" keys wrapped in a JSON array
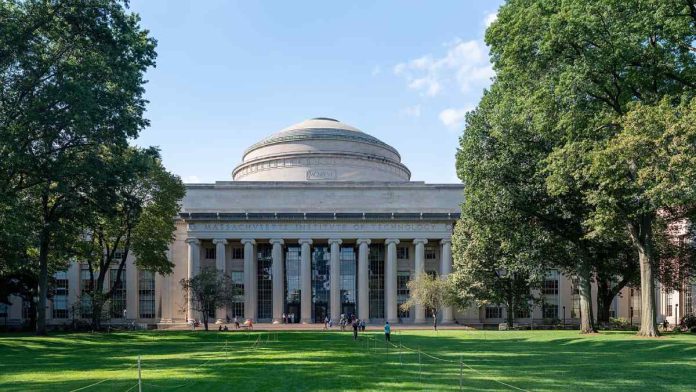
[{"x1": 232, "y1": 118, "x2": 411, "y2": 182}]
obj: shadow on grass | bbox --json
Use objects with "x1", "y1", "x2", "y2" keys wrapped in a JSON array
[{"x1": 0, "y1": 330, "x2": 695, "y2": 391}]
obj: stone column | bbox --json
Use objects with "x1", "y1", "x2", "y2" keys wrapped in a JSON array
[
  {"x1": 357, "y1": 239, "x2": 371, "y2": 322},
  {"x1": 440, "y1": 239, "x2": 454, "y2": 324},
  {"x1": 185, "y1": 238, "x2": 200, "y2": 322},
  {"x1": 329, "y1": 239, "x2": 342, "y2": 322},
  {"x1": 385, "y1": 238, "x2": 400, "y2": 323},
  {"x1": 271, "y1": 239, "x2": 285, "y2": 324},
  {"x1": 413, "y1": 238, "x2": 428, "y2": 323},
  {"x1": 299, "y1": 239, "x2": 313, "y2": 323},
  {"x1": 241, "y1": 239, "x2": 256, "y2": 321},
  {"x1": 213, "y1": 238, "x2": 227, "y2": 323}
]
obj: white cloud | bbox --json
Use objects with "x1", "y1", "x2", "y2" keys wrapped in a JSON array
[
  {"x1": 184, "y1": 175, "x2": 201, "y2": 183},
  {"x1": 393, "y1": 39, "x2": 494, "y2": 97},
  {"x1": 439, "y1": 107, "x2": 473, "y2": 130},
  {"x1": 484, "y1": 11, "x2": 498, "y2": 28},
  {"x1": 400, "y1": 105, "x2": 422, "y2": 118}
]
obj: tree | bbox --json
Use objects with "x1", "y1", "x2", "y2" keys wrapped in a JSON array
[
  {"x1": 487, "y1": 0, "x2": 696, "y2": 337},
  {"x1": 0, "y1": 0, "x2": 156, "y2": 335},
  {"x1": 78, "y1": 147, "x2": 185, "y2": 329},
  {"x1": 180, "y1": 267, "x2": 237, "y2": 331},
  {"x1": 400, "y1": 273, "x2": 454, "y2": 330}
]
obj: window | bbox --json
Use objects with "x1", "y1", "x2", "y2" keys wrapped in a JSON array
[
  {"x1": 543, "y1": 304, "x2": 558, "y2": 319},
  {"x1": 424, "y1": 246, "x2": 437, "y2": 260},
  {"x1": 340, "y1": 247, "x2": 356, "y2": 316},
  {"x1": 53, "y1": 271, "x2": 69, "y2": 319},
  {"x1": 397, "y1": 271, "x2": 411, "y2": 318},
  {"x1": 312, "y1": 246, "x2": 330, "y2": 322},
  {"x1": 285, "y1": 246, "x2": 301, "y2": 321},
  {"x1": 139, "y1": 270, "x2": 155, "y2": 319},
  {"x1": 543, "y1": 279, "x2": 559, "y2": 295},
  {"x1": 257, "y1": 244, "x2": 273, "y2": 320},
  {"x1": 113, "y1": 249, "x2": 124, "y2": 261},
  {"x1": 685, "y1": 284, "x2": 693, "y2": 315},
  {"x1": 80, "y1": 268, "x2": 93, "y2": 318},
  {"x1": 231, "y1": 247, "x2": 244, "y2": 259},
  {"x1": 205, "y1": 247, "x2": 216, "y2": 260},
  {"x1": 0, "y1": 303, "x2": 7, "y2": 318},
  {"x1": 485, "y1": 306, "x2": 502, "y2": 319},
  {"x1": 666, "y1": 293, "x2": 673, "y2": 317},
  {"x1": 396, "y1": 246, "x2": 409, "y2": 260},
  {"x1": 110, "y1": 269, "x2": 126, "y2": 318},
  {"x1": 369, "y1": 244, "x2": 385, "y2": 319},
  {"x1": 229, "y1": 271, "x2": 244, "y2": 318},
  {"x1": 515, "y1": 307, "x2": 530, "y2": 318},
  {"x1": 22, "y1": 300, "x2": 31, "y2": 320}
]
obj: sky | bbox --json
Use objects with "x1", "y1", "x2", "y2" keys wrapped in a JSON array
[{"x1": 128, "y1": 0, "x2": 504, "y2": 184}]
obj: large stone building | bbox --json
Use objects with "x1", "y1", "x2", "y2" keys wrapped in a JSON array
[{"x1": 1, "y1": 118, "x2": 693, "y2": 328}]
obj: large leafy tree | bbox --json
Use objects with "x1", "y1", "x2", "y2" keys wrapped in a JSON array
[
  {"x1": 487, "y1": 0, "x2": 696, "y2": 336},
  {"x1": 0, "y1": 0, "x2": 156, "y2": 334},
  {"x1": 400, "y1": 273, "x2": 454, "y2": 330},
  {"x1": 78, "y1": 147, "x2": 185, "y2": 329},
  {"x1": 180, "y1": 267, "x2": 237, "y2": 331}
]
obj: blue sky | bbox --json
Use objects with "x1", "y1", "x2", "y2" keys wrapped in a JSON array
[{"x1": 129, "y1": 0, "x2": 504, "y2": 183}]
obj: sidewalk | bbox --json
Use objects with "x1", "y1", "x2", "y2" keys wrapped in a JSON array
[{"x1": 158, "y1": 322, "x2": 475, "y2": 331}]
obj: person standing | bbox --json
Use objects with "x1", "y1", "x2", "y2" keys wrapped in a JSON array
[
  {"x1": 384, "y1": 321, "x2": 391, "y2": 342},
  {"x1": 352, "y1": 319, "x2": 359, "y2": 340},
  {"x1": 360, "y1": 319, "x2": 366, "y2": 332}
]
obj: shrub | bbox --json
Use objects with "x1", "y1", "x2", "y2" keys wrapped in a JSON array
[
  {"x1": 679, "y1": 314, "x2": 696, "y2": 330},
  {"x1": 609, "y1": 317, "x2": 631, "y2": 330}
]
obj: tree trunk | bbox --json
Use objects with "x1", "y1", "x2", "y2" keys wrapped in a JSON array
[
  {"x1": 596, "y1": 280, "x2": 612, "y2": 325},
  {"x1": 578, "y1": 265, "x2": 597, "y2": 334},
  {"x1": 506, "y1": 291, "x2": 515, "y2": 328},
  {"x1": 36, "y1": 225, "x2": 50, "y2": 336},
  {"x1": 630, "y1": 217, "x2": 659, "y2": 337}
]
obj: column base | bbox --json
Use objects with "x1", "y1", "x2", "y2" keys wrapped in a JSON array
[
  {"x1": 215, "y1": 319, "x2": 224, "y2": 324},
  {"x1": 414, "y1": 318, "x2": 426, "y2": 324},
  {"x1": 387, "y1": 318, "x2": 399, "y2": 324},
  {"x1": 301, "y1": 318, "x2": 313, "y2": 324},
  {"x1": 272, "y1": 318, "x2": 282, "y2": 324}
]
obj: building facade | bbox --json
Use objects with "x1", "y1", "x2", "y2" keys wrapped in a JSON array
[{"x1": 1, "y1": 118, "x2": 694, "y2": 328}]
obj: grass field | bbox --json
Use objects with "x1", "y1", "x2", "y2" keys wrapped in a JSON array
[{"x1": 0, "y1": 329, "x2": 695, "y2": 391}]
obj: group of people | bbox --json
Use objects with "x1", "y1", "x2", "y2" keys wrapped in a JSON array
[{"x1": 280, "y1": 312, "x2": 296, "y2": 324}]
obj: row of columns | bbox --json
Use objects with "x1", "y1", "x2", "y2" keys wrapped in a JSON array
[{"x1": 186, "y1": 237, "x2": 453, "y2": 324}]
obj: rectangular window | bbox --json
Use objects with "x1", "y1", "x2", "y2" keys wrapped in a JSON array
[
  {"x1": 0, "y1": 303, "x2": 7, "y2": 318},
  {"x1": 666, "y1": 293, "x2": 673, "y2": 317},
  {"x1": 543, "y1": 277, "x2": 559, "y2": 295},
  {"x1": 515, "y1": 307, "x2": 530, "y2": 318},
  {"x1": 543, "y1": 304, "x2": 558, "y2": 319},
  {"x1": 229, "y1": 271, "x2": 244, "y2": 318},
  {"x1": 257, "y1": 244, "x2": 273, "y2": 320},
  {"x1": 205, "y1": 247, "x2": 216, "y2": 260},
  {"x1": 80, "y1": 268, "x2": 93, "y2": 318},
  {"x1": 424, "y1": 246, "x2": 437, "y2": 260},
  {"x1": 139, "y1": 270, "x2": 155, "y2": 319},
  {"x1": 685, "y1": 284, "x2": 693, "y2": 315},
  {"x1": 485, "y1": 306, "x2": 502, "y2": 319},
  {"x1": 369, "y1": 244, "x2": 385, "y2": 319},
  {"x1": 113, "y1": 249, "x2": 124, "y2": 261},
  {"x1": 22, "y1": 300, "x2": 31, "y2": 320},
  {"x1": 397, "y1": 271, "x2": 410, "y2": 318},
  {"x1": 285, "y1": 246, "x2": 301, "y2": 320},
  {"x1": 396, "y1": 246, "x2": 409, "y2": 260},
  {"x1": 340, "y1": 247, "x2": 357, "y2": 316},
  {"x1": 312, "y1": 246, "x2": 330, "y2": 322},
  {"x1": 110, "y1": 269, "x2": 127, "y2": 318},
  {"x1": 231, "y1": 247, "x2": 244, "y2": 259},
  {"x1": 53, "y1": 271, "x2": 70, "y2": 319}
]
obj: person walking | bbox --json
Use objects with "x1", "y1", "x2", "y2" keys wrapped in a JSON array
[
  {"x1": 384, "y1": 321, "x2": 391, "y2": 342},
  {"x1": 352, "y1": 319, "x2": 359, "y2": 340},
  {"x1": 282, "y1": 312, "x2": 286, "y2": 324}
]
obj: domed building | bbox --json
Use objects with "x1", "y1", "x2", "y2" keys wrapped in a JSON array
[{"x1": 7, "y1": 118, "x2": 686, "y2": 330}]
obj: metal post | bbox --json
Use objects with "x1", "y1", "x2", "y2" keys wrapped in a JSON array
[
  {"x1": 630, "y1": 307, "x2": 633, "y2": 327},
  {"x1": 399, "y1": 341, "x2": 403, "y2": 366},
  {"x1": 137, "y1": 355, "x2": 142, "y2": 392},
  {"x1": 563, "y1": 306, "x2": 566, "y2": 328},
  {"x1": 418, "y1": 348, "x2": 422, "y2": 385}
]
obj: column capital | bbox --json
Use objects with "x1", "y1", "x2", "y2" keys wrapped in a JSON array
[
  {"x1": 328, "y1": 239, "x2": 343, "y2": 246},
  {"x1": 298, "y1": 238, "x2": 313, "y2": 245},
  {"x1": 185, "y1": 238, "x2": 200, "y2": 245},
  {"x1": 440, "y1": 238, "x2": 452, "y2": 245},
  {"x1": 356, "y1": 238, "x2": 371, "y2": 245},
  {"x1": 385, "y1": 238, "x2": 400, "y2": 245},
  {"x1": 240, "y1": 238, "x2": 256, "y2": 245},
  {"x1": 413, "y1": 238, "x2": 429, "y2": 245},
  {"x1": 212, "y1": 238, "x2": 228, "y2": 245},
  {"x1": 270, "y1": 238, "x2": 285, "y2": 245}
]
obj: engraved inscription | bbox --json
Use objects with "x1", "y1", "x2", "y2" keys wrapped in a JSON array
[{"x1": 306, "y1": 168, "x2": 337, "y2": 180}]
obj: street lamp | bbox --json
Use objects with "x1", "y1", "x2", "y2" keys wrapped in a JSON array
[{"x1": 675, "y1": 303, "x2": 679, "y2": 328}]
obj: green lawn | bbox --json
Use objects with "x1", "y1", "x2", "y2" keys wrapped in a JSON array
[{"x1": 0, "y1": 329, "x2": 694, "y2": 391}]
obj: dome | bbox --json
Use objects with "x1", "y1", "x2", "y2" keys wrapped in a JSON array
[{"x1": 232, "y1": 118, "x2": 411, "y2": 182}]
